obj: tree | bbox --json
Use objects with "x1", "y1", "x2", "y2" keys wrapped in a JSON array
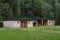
[
  {"x1": 55, "y1": 3, "x2": 60, "y2": 25},
  {"x1": 0, "y1": 0, "x2": 13, "y2": 19}
]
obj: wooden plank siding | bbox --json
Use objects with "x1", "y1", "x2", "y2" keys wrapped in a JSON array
[
  {"x1": 43, "y1": 20, "x2": 48, "y2": 26},
  {"x1": 23, "y1": 20, "x2": 27, "y2": 28}
]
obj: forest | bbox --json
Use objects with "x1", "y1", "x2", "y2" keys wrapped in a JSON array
[{"x1": 0, "y1": 0, "x2": 60, "y2": 25}]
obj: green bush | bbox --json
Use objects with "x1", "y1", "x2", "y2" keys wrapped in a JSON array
[
  {"x1": 0, "y1": 21, "x2": 3, "y2": 27},
  {"x1": 55, "y1": 20, "x2": 60, "y2": 25},
  {"x1": 33, "y1": 22, "x2": 36, "y2": 26}
]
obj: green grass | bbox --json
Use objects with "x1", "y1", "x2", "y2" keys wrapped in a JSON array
[{"x1": 0, "y1": 26, "x2": 60, "y2": 40}]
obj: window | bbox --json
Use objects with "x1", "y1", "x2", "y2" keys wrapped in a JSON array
[{"x1": 17, "y1": 21, "x2": 19, "y2": 23}]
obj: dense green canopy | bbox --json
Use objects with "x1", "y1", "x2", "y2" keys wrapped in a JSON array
[{"x1": 0, "y1": 0, "x2": 60, "y2": 25}]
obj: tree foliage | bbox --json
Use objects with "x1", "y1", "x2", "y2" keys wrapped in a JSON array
[{"x1": 0, "y1": 0, "x2": 60, "y2": 25}]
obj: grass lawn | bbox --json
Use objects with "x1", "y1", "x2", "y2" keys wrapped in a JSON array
[{"x1": 0, "y1": 26, "x2": 60, "y2": 40}]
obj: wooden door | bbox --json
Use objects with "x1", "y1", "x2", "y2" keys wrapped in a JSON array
[
  {"x1": 24, "y1": 20, "x2": 27, "y2": 28},
  {"x1": 43, "y1": 20, "x2": 48, "y2": 26}
]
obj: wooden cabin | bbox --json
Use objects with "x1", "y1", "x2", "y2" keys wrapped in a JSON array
[
  {"x1": 36, "y1": 18, "x2": 55, "y2": 26},
  {"x1": 3, "y1": 18, "x2": 55, "y2": 28},
  {"x1": 3, "y1": 18, "x2": 33, "y2": 28}
]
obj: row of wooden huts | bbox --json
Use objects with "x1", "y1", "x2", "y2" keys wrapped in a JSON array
[{"x1": 3, "y1": 18, "x2": 55, "y2": 28}]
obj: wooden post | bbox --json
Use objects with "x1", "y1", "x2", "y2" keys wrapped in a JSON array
[{"x1": 42, "y1": 20, "x2": 43, "y2": 26}]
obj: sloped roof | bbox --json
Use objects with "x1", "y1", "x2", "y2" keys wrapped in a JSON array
[{"x1": 3, "y1": 18, "x2": 55, "y2": 21}]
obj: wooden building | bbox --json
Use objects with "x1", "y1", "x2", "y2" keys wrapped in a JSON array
[
  {"x1": 3, "y1": 18, "x2": 33, "y2": 28},
  {"x1": 35, "y1": 18, "x2": 55, "y2": 26},
  {"x1": 3, "y1": 18, "x2": 55, "y2": 28}
]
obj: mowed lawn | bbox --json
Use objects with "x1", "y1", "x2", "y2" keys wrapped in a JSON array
[{"x1": 0, "y1": 26, "x2": 60, "y2": 40}]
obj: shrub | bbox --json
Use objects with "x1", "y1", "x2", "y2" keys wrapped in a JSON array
[{"x1": 0, "y1": 21, "x2": 3, "y2": 27}]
